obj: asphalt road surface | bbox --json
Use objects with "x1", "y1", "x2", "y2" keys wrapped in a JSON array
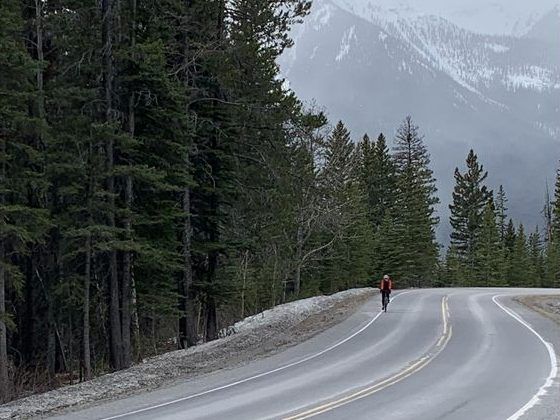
[{"x1": 52, "y1": 288, "x2": 560, "y2": 420}]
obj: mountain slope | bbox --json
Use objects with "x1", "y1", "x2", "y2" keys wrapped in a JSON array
[{"x1": 280, "y1": 0, "x2": 560, "y2": 241}]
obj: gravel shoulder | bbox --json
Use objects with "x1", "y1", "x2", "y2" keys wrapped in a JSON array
[
  {"x1": 0, "y1": 288, "x2": 374, "y2": 419},
  {"x1": 515, "y1": 295, "x2": 560, "y2": 325}
]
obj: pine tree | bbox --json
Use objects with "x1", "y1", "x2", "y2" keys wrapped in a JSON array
[
  {"x1": 542, "y1": 182, "x2": 553, "y2": 244},
  {"x1": 0, "y1": 0, "x2": 51, "y2": 399},
  {"x1": 449, "y1": 150, "x2": 493, "y2": 279},
  {"x1": 322, "y1": 121, "x2": 356, "y2": 191},
  {"x1": 527, "y1": 228, "x2": 544, "y2": 287},
  {"x1": 443, "y1": 245, "x2": 465, "y2": 287},
  {"x1": 553, "y1": 165, "x2": 560, "y2": 240},
  {"x1": 495, "y1": 185, "x2": 508, "y2": 243},
  {"x1": 474, "y1": 201, "x2": 503, "y2": 286},
  {"x1": 392, "y1": 117, "x2": 439, "y2": 286},
  {"x1": 544, "y1": 165, "x2": 560, "y2": 288},
  {"x1": 320, "y1": 122, "x2": 374, "y2": 292},
  {"x1": 359, "y1": 133, "x2": 397, "y2": 229},
  {"x1": 509, "y1": 224, "x2": 530, "y2": 287},
  {"x1": 544, "y1": 240, "x2": 560, "y2": 288},
  {"x1": 372, "y1": 209, "x2": 406, "y2": 281},
  {"x1": 504, "y1": 219, "x2": 517, "y2": 253}
]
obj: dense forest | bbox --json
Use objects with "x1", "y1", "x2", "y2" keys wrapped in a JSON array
[{"x1": 0, "y1": 0, "x2": 559, "y2": 404}]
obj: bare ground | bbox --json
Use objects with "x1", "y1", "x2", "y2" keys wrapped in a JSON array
[{"x1": 0, "y1": 288, "x2": 374, "y2": 419}]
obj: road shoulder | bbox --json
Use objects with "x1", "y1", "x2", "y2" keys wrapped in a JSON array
[
  {"x1": 0, "y1": 289, "x2": 374, "y2": 420},
  {"x1": 507, "y1": 295, "x2": 560, "y2": 420},
  {"x1": 516, "y1": 295, "x2": 560, "y2": 326}
]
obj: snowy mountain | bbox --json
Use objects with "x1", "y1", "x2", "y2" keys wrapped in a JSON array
[
  {"x1": 281, "y1": 0, "x2": 560, "y2": 242},
  {"x1": 330, "y1": 0, "x2": 560, "y2": 36}
]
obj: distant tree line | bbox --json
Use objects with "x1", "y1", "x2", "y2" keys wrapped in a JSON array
[{"x1": 439, "y1": 150, "x2": 560, "y2": 289}]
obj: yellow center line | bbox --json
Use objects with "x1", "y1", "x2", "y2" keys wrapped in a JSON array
[{"x1": 283, "y1": 296, "x2": 452, "y2": 420}]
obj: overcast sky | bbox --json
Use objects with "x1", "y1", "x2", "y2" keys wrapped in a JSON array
[{"x1": 337, "y1": 0, "x2": 560, "y2": 34}]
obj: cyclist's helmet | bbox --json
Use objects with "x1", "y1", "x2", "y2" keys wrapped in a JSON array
[{"x1": 383, "y1": 275, "x2": 390, "y2": 280}]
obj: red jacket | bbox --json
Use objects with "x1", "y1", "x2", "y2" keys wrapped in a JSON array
[{"x1": 379, "y1": 278, "x2": 392, "y2": 291}]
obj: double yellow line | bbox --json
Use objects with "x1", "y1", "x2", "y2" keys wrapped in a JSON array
[{"x1": 284, "y1": 296, "x2": 452, "y2": 420}]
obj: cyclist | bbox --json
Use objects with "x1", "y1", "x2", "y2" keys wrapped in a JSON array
[{"x1": 379, "y1": 274, "x2": 392, "y2": 309}]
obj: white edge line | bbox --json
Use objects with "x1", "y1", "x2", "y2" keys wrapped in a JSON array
[
  {"x1": 492, "y1": 295, "x2": 558, "y2": 420},
  {"x1": 99, "y1": 290, "x2": 415, "y2": 420}
]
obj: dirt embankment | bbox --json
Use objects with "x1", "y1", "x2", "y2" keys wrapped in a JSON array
[
  {"x1": 0, "y1": 288, "x2": 374, "y2": 419},
  {"x1": 516, "y1": 295, "x2": 560, "y2": 325}
]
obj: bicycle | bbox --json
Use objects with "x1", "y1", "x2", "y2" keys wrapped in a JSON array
[{"x1": 382, "y1": 293, "x2": 390, "y2": 312}]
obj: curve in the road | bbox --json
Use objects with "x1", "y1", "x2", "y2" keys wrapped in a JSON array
[
  {"x1": 492, "y1": 294, "x2": 558, "y2": 420},
  {"x1": 283, "y1": 296, "x2": 452, "y2": 420},
  {"x1": 99, "y1": 291, "x2": 415, "y2": 420}
]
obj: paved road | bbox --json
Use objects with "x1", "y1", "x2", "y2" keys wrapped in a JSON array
[{"x1": 53, "y1": 288, "x2": 560, "y2": 420}]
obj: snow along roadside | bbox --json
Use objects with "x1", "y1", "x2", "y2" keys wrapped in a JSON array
[{"x1": 0, "y1": 288, "x2": 375, "y2": 419}]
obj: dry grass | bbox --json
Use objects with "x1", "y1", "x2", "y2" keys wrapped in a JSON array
[{"x1": 515, "y1": 295, "x2": 560, "y2": 326}]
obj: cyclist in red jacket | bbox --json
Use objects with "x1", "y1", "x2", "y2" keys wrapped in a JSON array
[{"x1": 379, "y1": 275, "x2": 392, "y2": 308}]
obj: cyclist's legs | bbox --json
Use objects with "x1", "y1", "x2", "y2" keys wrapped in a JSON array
[{"x1": 381, "y1": 290, "x2": 388, "y2": 306}]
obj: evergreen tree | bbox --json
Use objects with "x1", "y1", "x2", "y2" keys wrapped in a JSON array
[
  {"x1": 495, "y1": 185, "x2": 508, "y2": 243},
  {"x1": 544, "y1": 165, "x2": 560, "y2": 288},
  {"x1": 508, "y1": 224, "x2": 530, "y2": 287},
  {"x1": 449, "y1": 150, "x2": 493, "y2": 279},
  {"x1": 543, "y1": 182, "x2": 553, "y2": 244},
  {"x1": 504, "y1": 219, "x2": 517, "y2": 253},
  {"x1": 553, "y1": 165, "x2": 560, "y2": 240},
  {"x1": 527, "y1": 228, "x2": 544, "y2": 287},
  {"x1": 322, "y1": 121, "x2": 356, "y2": 190},
  {"x1": 474, "y1": 201, "x2": 503, "y2": 286},
  {"x1": 372, "y1": 210, "x2": 405, "y2": 282},
  {"x1": 0, "y1": 0, "x2": 52, "y2": 399},
  {"x1": 443, "y1": 245, "x2": 465, "y2": 287},
  {"x1": 392, "y1": 117, "x2": 439, "y2": 286},
  {"x1": 320, "y1": 122, "x2": 374, "y2": 293},
  {"x1": 359, "y1": 133, "x2": 397, "y2": 229}
]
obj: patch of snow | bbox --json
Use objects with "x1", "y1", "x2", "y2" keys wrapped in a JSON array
[
  {"x1": 485, "y1": 43, "x2": 510, "y2": 53},
  {"x1": 312, "y1": 2, "x2": 335, "y2": 31},
  {"x1": 336, "y1": 26, "x2": 357, "y2": 61},
  {"x1": 535, "y1": 121, "x2": 560, "y2": 140},
  {"x1": 0, "y1": 288, "x2": 374, "y2": 420},
  {"x1": 506, "y1": 66, "x2": 557, "y2": 92},
  {"x1": 310, "y1": 46, "x2": 319, "y2": 60},
  {"x1": 233, "y1": 288, "x2": 372, "y2": 334}
]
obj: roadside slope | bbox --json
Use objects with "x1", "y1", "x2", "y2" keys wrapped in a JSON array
[{"x1": 0, "y1": 288, "x2": 374, "y2": 420}]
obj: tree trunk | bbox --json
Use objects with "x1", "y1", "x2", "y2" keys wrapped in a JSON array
[
  {"x1": 47, "y1": 307, "x2": 56, "y2": 381},
  {"x1": 102, "y1": 0, "x2": 122, "y2": 371},
  {"x1": 204, "y1": 158, "x2": 219, "y2": 342},
  {"x1": 240, "y1": 250, "x2": 249, "y2": 318},
  {"x1": 293, "y1": 224, "x2": 304, "y2": 296},
  {"x1": 205, "y1": 189, "x2": 219, "y2": 342},
  {"x1": 0, "y1": 135, "x2": 9, "y2": 402},
  {"x1": 178, "y1": 1, "x2": 197, "y2": 348},
  {"x1": 121, "y1": 0, "x2": 137, "y2": 368},
  {"x1": 179, "y1": 186, "x2": 197, "y2": 348},
  {"x1": 121, "y1": 175, "x2": 132, "y2": 368},
  {"x1": 83, "y1": 233, "x2": 92, "y2": 380},
  {"x1": 205, "y1": 294, "x2": 218, "y2": 342},
  {"x1": 0, "y1": 240, "x2": 9, "y2": 403},
  {"x1": 23, "y1": 256, "x2": 34, "y2": 364},
  {"x1": 131, "y1": 270, "x2": 141, "y2": 361}
]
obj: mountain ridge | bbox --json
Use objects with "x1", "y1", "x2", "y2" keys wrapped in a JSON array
[{"x1": 280, "y1": 0, "x2": 560, "y2": 241}]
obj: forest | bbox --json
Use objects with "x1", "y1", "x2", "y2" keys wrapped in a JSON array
[{"x1": 1, "y1": 0, "x2": 559, "y2": 403}]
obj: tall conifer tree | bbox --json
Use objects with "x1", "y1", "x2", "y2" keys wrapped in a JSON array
[{"x1": 392, "y1": 117, "x2": 439, "y2": 286}]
